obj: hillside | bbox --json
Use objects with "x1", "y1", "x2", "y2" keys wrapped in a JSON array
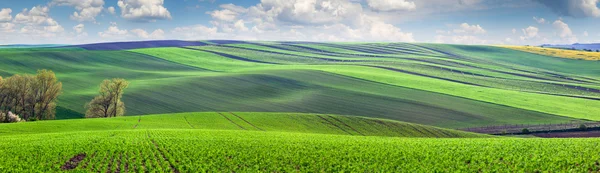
[
  {"x1": 0, "y1": 41, "x2": 598, "y2": 128},
  {"x1": 0, "y1": 112, "x2": 485, "y2": 138}
]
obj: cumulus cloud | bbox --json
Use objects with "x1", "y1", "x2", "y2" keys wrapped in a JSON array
[
  {"x1": 107, "y1": 6, "x2": 116, "y2": 14},
  {"x1": 131, "y1": 28, "x2": 165, "y2": 39},
  {"x1": 171, "y1": 25, "x2": 219, "y2": 39},
  {"x1": 533, "y1": 16, "x2": 546, "y2": 24},
  {"x1": 73, "y1": 24, "x2": 85, "y2": 33},
  {"x1": 13, "y1": 6, "x2": 65, "y2": 37},
  {"x1": 366, "y1": 0, "x2": 416, "y2": 12},
  {"x1": 520, "y1": 26, "x2": 539, "y2": 40},
  {"x1": 453, "y1": 23, "x2": 486, "y2": 34},
  {"x1": 512, "y1": 28, "x2": 516, "y2": 34},
  {"x1": 117, "y1": 0, "x2": 172, "y2": 22},
  {"x1": 533, "y1": 0, "x2": 600, "y2": 18},
  {"x1": 51, "y1": 0, "x2": 105, "y2": 22},
  {"x1": 0, "y1": 8, "x2": 12, "y2": 22},
  {"x1": 552, "y1": 19, "x2": 577, "y2": 43},
  {"x1": 98, "y1": 23, "x2": 129, "y2": 38},
  {"x1": 192, "y1": 0, "x2": 415, "y2": 42}
]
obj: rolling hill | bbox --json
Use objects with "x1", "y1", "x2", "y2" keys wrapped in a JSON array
[{"x1": 0, "y1": 41, "x2": 598, "y2": 129}]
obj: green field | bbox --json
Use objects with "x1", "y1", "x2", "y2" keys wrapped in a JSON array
[
  {"x1": 1, "y1": 42, "x2": 598, "y2": 128},
  {"x1": 1, "y1": 41, "x2": 600, "y2": 172},
  {"x1": 2, "y1": 113, "x2": 600, "y2": 172}
]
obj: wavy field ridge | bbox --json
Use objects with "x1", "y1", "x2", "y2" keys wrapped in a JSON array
[{"x1": 0, "y1": 41, "x2": 598, "y2": 128}]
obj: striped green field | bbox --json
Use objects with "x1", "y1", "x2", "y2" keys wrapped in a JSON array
[
  {"x1": 0, "y1": 41, "x2": 598, "y2": 128},
  {"x1": 0, "y1": 112, "x2": 485, "y2": 138}
]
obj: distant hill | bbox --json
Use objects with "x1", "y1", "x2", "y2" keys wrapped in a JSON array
[
  {"x1": 70, "y1": 40, "x2": 208, "y2": 50},
  {"x1": 0, "y1": 44, "x2": 67, "y2": 49}
]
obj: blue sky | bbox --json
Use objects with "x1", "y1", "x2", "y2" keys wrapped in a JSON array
[{"x1": 0, "y1": 0, "x2": 599, "y2": 45}]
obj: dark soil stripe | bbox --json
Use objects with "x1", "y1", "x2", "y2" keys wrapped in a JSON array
[
  {"x1": 316, "y1": 115, "x2": 353, "y2": 135},
  {"x1": 229, "y1": 112, "x2": 263, "y2": 131},
  {"x1": 327, "y1": 115, "x2": 364, "y2": 136},
  {"x1": 218, "y1": 112, "x2": 246, "y2": 130},
  {"x1": 183, "y1": 116, "x2": 194, "y2": 129},
  {"x1": 180, "y1": 47, "x2": 278, "y2": 64},
  {"x1": 61, "y1": 153, "x2": 86, "y2": 171}
]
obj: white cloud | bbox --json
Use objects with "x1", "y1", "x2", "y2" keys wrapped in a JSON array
[
  {"x1": 552, "y1": 19, "x2": 577, "y2": 43},
  {"x1": 533, "y1": 16, "x2": 546, "y2": 24},
  {"x1": 98, "y1": 23, "x2": 129, "y2": 38},
  {"x1": 234, "y1": 19, "x2": 249, "y2": 31},
  {"x1": 534, "y1": 0, "x2": 600, "y2": 18},
  {"x1": 434, "y1": 35, "x2": 488, "y2": 45},
  {"x1": 107, "y1": 6, "x2": 116, "y2": 15},
  {"x1": 583, "y1": 31, "x2": 589, "y2": 37},
  {"x1": 131, "y1": 28, "x2": 165, "y2": 39},
  {"x1": 0, "y1": 22, "x2": 15, "y2": 33},
  {"x1": 171, "y1": 25, "x2": 219, "y2": 39},
  {"x1": 208, "y1": 9, "x2": 239, "y2": 22},
  {"x1": 366, "y1": 0, "x2": 416, "y2": 12},
  {"x1": 13, "y1": 6, "x2": 64, "y2": 37},
  {"x1": 51, "y1": 0, "x2": 105, "y2": 22},
  {"x1": 73, "y1": 24, "x2": 85, "y2": 33},
  {"x1": 0, "y1": 8, "x2": 12, "y2": 22},
  {"x1": 453, "y1": 23, "x2": 485, "y2": 34},
  {"x1": 175, "y1": 0, "x2": 413, "y2": 42},
  {"x1": 521, "y1": 26, "x2": 539, "y2": 39},
  {"x1": 117, "y1": 0, "x2": 172, "y2": 22},
  {"x1": 512, "y1": 28, "x2": 516, "y2": 34}
]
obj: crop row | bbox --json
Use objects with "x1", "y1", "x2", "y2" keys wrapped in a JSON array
[{"x1": 3, "y1": 130, "x2": 600, "y2": 172}]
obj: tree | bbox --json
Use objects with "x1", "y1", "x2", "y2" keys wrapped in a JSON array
[
  {"x1": 85, "y1": 79, "x2": 129, "y2": 118},
  {"x1": 27, "y1": 70, "x2": 62, "y2": 120},
  {"x1": 0, "y1": 70, "x2": 62, "y2": 122}
]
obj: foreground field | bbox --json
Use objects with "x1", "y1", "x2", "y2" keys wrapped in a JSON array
[{"x1": 3, "y1": 129, "x2": 600, "y2": 172}]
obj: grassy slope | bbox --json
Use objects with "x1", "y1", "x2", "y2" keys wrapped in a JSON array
[
  {"x1": 0, "y1": 112, "x2": 485, "y2": 138},
  {"x1": 0, "y1": 43, "x2": 598, "y2": 128}
]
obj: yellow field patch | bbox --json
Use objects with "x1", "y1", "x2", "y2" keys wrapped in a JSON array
[{"x1": 498, "y1": 45, "x2": 600, "y2": 61}]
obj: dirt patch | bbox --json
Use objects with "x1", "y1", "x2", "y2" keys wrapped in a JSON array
[{"x1": 61, "y1": 153, "x2": 87, "y2": 171}]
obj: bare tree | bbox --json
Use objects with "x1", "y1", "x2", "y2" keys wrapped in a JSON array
[{"x1": 85, "y1": 79, "x2": 129, "y2": 118}]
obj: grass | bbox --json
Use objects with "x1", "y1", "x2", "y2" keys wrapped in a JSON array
[
  {"x1": 499, "y1": 45, "x2": 600, "y2": 61},
  {"x1": 3, "y1": 128, "x2": 600, "y2": 172}
]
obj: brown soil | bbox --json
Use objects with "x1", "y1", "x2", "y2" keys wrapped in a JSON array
[{"x1": 61, "y1": 153, "x2": 87, "y2": 170}]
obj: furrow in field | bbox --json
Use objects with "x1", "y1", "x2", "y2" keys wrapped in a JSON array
[
  {"x1": 316, "y1": 115, "x2": 354, "y2": 135},
  {"x1": 218, "y1": 113, "x2": 247, "y2": 130},
  {"x1": 326, "y1": 115, "x2": 365, "y2": 136},
  {"x1": 180, "y1": 47, "x2": 278, "y2": 64},
  {"x1": 229, "y1": 112, "x2": 264, "y2": 131}
]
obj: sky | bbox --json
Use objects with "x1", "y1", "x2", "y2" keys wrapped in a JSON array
[{"x1": 0, "y1": 0, "x2": 599, "y2": 45}]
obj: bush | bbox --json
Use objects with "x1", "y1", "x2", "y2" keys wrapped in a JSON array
[{"x1": 521, "y1": 128, "x2": 530, "y2": 134}]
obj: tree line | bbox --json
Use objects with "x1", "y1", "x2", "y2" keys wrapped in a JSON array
[
  {"x1": 0, "y1": 70, "x2": 62, "y2": 122},
  {"x1": 1, "y1": 69, "x2": 129, "y2": 123}
]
